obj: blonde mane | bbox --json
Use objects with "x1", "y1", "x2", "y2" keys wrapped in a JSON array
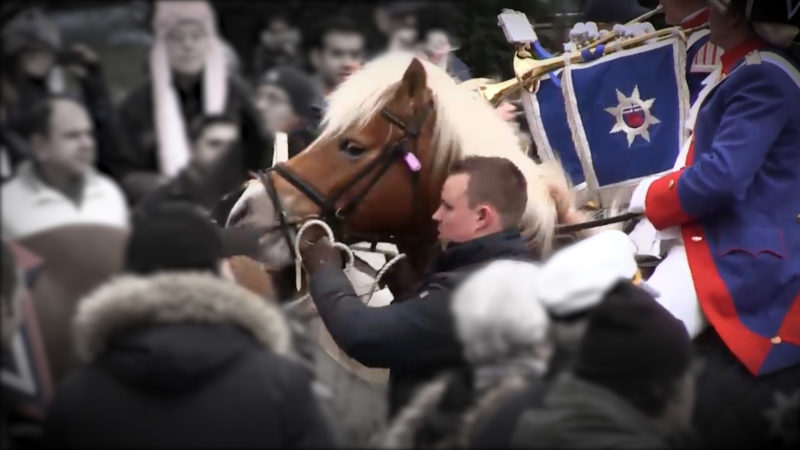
[{"x1": 320, "y1": 52, "x2": 572, "y2": 254}]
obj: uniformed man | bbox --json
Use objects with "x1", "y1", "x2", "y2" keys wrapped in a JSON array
[
  {"x1": 644, "y1": 0, "x2": 723, "y2": 103},
  {"x1": 630, "y1": 0, "x2": 800, "y2": 377}
]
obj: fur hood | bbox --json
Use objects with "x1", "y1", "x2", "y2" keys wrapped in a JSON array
[
  {"x1": 73, "y1": 272, "x2": 291, "y2": 362},
  {"x1": 376, "y1": 373, "x2": 530, "y2": 449}
]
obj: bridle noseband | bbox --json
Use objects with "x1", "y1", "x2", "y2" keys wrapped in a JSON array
[{"x1": 253, "y1": 102, "x2": 433, "y2": 260}]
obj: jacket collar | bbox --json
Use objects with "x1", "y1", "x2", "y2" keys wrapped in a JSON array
[
  {"x1": 721, "y1": 38, "x2": 768, "y2": 75},
  {"x1": 73, "y1": 272, "x2": 292, "y2": 362},
  {"x1": 432, "y1": 230, "x2": 528, "y2": 273}
]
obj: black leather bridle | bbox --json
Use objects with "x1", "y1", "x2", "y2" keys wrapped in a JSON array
[{"x1": 252, "y1": 102, "x2": 433, "y2": 261}]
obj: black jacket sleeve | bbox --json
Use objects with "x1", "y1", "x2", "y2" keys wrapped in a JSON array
[{"x1": 309, "y1": 266, "x2": 463, "y2": 370}]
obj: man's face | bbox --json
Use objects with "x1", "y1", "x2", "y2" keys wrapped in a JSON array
[
  {"x1": 314, "y1": 31, "x2": 365, "y2": 88},
  {"x1": 388, "y1": 27, "x2": 417, "y2": 51},
  {"x1": 165, "y1": 20, "x2": 209, "y2": 76},
  {"x1": 255, "y1": 83, "x2": 296, "y2": 134},
  {"x1": 264, "y1": 18, "x2": 300, "y2": 53},
  {"x1": 432, "y1": 174, "x2": 482, "y2": 245},
  {"x1": 33, "y1": 100, "x2": 96, "y2": 177},
  {"x1": 193, "y1": 122, "x2": 239, "y2": 168},
  {"x1": 18, "y1": 44, "x2": 55, "y2": 80}
]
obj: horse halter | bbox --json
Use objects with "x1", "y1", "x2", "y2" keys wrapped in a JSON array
[{"x1": 254, "y1": 101, "x2": 433, "y2": 260}]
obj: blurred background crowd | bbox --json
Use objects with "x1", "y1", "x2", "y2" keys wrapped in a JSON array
[{"x1": 1, "y1": 1, "x2": 798, "y2": 449}]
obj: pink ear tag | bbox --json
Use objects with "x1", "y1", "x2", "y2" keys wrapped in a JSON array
[{"x1": 404, "y1": 152, "x2": 422, "y2": 172}]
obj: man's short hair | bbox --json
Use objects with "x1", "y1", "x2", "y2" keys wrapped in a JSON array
[
  {"x1": 307, "y1": 15, "x2": 364, "y2": 52},
  {"x1": 449, "y1": 156, "x2": 527, "y2": 228},
  {"x1": 20, "y1": 94, "x2": 81, "y2": 139},
  {"x1": 187, "y1": 114, "x2": 238, "y2": 143}
]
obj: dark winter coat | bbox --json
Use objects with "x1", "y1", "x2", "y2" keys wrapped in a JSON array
[
  {"x1": 309, "y1": 230, "x2": 530, "y2": 415},
  {"x1": 116, "y1": 75, "x2": 272, "y2": 204},
  {"x1": 377, "y1": 368, "x2": 540, "y2": 449},
  {"x1": 510, "y1": 373, "x2": 670, "y2": 449},
  {"x1": 43, "y1": 272, "x2": 337, "y2": 448}
]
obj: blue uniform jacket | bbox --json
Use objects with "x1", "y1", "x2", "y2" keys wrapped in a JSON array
[{"x1": 644, "y1": 39, "x2": 800, "y2": 375}]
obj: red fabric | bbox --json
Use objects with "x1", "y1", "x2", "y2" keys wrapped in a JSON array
[
  {"x1": 681, "y1": 224, "x2": 773, "y2": 375},
  {"x1": 778, "y1": 292, "x2": 800, "y2": 345},
  {"x1": 644, "y1": 169, "x2": 692, "y2": 229},
  {"x1": 720, "y1": 39, "x2": 768, "y2": 75}
]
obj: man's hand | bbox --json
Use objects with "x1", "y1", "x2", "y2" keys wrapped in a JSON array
[
  {"x1": 299, "y1": 237, "x2": 342, "y2": 275},
  {"x1": 63, "y1": 43, "x2": 99, "y2": 79}
]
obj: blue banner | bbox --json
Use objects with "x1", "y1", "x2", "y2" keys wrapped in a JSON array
[
  {"x1": 525, "y1": 74, "x2": 586, "y2": 186},
  {"x1": 563, "y1": 37, "x2": 689, "y2": 198}
]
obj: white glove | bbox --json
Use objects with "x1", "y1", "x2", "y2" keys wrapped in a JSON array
[
  {"x1": 628, "y1": 176, "x2": 657, "y2": 213},
  {"x1": 612, "y1": 22, "x2": 655, "y2": 39},
  {"x1": 569, "y1": 21, "x2": 600, "y2": 45}
]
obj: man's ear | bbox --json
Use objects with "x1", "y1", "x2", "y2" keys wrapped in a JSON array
[{"x1": 476, "y1": 204, "x2": 496, "y2": 228}]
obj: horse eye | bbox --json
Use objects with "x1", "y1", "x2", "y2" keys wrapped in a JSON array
[{"x1": 339, "y1": 139, "x2": 366, "y2": 158}]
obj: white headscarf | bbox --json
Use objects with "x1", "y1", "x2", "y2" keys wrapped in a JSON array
[
  {"x1": 151, "y1": 0, "x2": 228, "y2": 177},
  {"x1": 452, "y1": 229, "x2": 639, "y2": 361}
]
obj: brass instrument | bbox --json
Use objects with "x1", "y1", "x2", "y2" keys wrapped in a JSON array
[
  {"x1": 463, "y1": 6, "x2": 682, "y2": 107},
  {"x1": 576, "y1": 4, "x2": 664, "y2": 49},
  {"x1": 466, "y1": 24, "x2": 706, "y2": 107}
]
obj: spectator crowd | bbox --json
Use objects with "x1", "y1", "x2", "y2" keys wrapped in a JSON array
[{"x1": 1, "y1": 1, "x2": 798, "y2": 449}]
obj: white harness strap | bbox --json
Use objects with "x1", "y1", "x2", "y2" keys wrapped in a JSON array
[{"x1": 272, "y1": 131, "x2": 289, "y2": 166}]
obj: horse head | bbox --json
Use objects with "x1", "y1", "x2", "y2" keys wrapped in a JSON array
[{"x1": 227, "y1": 53, "x2": 580, "y2": 272}]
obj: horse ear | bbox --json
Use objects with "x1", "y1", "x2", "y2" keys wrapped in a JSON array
[{"x1": 400, "y1": 58, "x2": 427, "y2": 100}]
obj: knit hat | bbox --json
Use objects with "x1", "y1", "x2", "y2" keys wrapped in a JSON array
[
  {"x1": 258, "y1": 66, "x2": 323, "y2": 122},
  {"x1": 575, "y1": 280, "x2": 693, "y2": 383},
  {"x1": 2, "y1": 8, "x2": 61, "y2": 57},
  {"x1": 125, "y1": 202, "x2": 223, "y2": 275},
  {"x1": 537, "y1": 230, "x2": 638, "y2": 318}
]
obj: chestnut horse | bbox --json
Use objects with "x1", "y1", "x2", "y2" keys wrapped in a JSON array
[{"x1": 227, "y1": 53, "x2": 582, "y2": 273}]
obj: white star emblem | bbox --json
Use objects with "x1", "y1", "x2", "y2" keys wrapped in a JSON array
[{"x1": 604, "y1": 85, "x2": 661, "y2": 147}]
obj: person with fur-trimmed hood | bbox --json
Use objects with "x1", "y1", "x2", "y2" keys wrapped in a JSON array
[{"x1": 43, "y1": 202, "x2": 338, "y2": 448}]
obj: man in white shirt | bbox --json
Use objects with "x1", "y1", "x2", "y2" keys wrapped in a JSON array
[{"x1": 1, "y1": 96, "x2": 128, "y2": 240}]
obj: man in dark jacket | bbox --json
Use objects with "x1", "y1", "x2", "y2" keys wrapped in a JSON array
[
  {"x1": 300, "y1": 156, "x2": 531, "y2": 415},
  {"x1": 43, "y1": 202, "x2": 337, "y2": 448}
]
